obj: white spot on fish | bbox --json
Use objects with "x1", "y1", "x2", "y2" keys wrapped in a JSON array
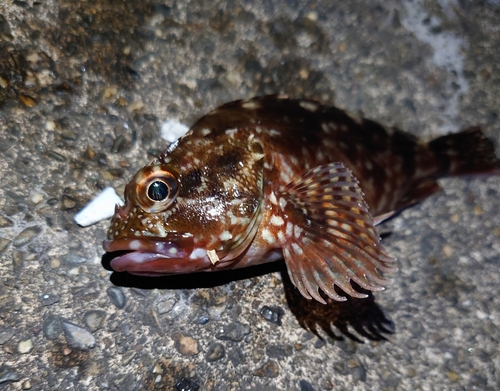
[
  {"x1": 129, "y1": 240, "x2": 141, "y2": 250},
  {"x1": 270, "y1": 215, "x2": 284, "y2": 226},
  {"x1": 190, "y1": 248, "x2": 207, "y2": 259},
  {"x1": 299, "y1": 101, "x2": 319, "y2": 112},
  {"x1": 219, "y1": 231, "x2": 233, "y2": 241},
  {"x1": 242, "y1": 100, "x2": 261, "y2": 110},
  {"x1": 262, "y1": 228, "x2": 276, "y2": 245}
]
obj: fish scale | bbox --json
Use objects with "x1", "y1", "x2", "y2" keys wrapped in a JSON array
[{"x1": 103, "y1": 95, "x2": 500, "y2": 304}]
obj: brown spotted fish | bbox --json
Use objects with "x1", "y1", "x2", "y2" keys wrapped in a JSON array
[{"x1": 103, "y1": 96, "x2": 500, "y2": 304}]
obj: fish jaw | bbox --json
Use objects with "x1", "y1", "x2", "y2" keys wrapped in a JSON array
[{"x1": 102, "y1": 233, "x2": 213, "y2": 275}]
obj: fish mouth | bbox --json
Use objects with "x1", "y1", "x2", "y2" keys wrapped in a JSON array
[{"x1": 102, "y1": 233, "x2": 211, "y2": 275}]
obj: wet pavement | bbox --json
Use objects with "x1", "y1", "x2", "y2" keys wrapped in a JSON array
[{"x1": 1, "y1": 0, "x2": 500, "y2": 390}]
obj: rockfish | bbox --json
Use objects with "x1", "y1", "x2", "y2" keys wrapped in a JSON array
[{"x1": 103, "y1": 96, "x2": 500, "y2": 304}]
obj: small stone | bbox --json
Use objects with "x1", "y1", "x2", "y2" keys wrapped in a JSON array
[
  {"x1": 299, "y1": 379, "x2": 316, "y2": 391},
  {"x1": 156, "y1": 297, "x2": 176, "y2": 315},
  {"x1": 21, "y1": 380, "x2": 31, "y2": 389},
  {"x1": 253, "y1": 360, "x2": 279, "y2": 378},
  {"x1": 0, "y1": 364, "x2": 20, "y2": 384},
  {"x1": 107, "y1": 286, "x2": 127, "y2": 309},
  {"x1": 61, "y1": 195, "x2": 77, "y2": 210},
  {"x1": 442, "y1": 245, "x2": 453, "y2": 258},
  {"x1": 12, "y1": 250, "x2": 26, "y2": 274},
  {"x1": 172, "y1": 332, "x2": 199, "y2": 356},
  {"x1": 61, "y1": 253, "x2": 87, "y2": 266},
  {"x1": 45, "y1": 120, "x2": 56, "y2": 131},
  {"x1": 175, "y1": 377, "x2": 200, "y2": 391},
  {"x1": 102, "y1": 86, "x2": 117, "y2": 100},
  {"x1": 0, "y1": 328, "x2": 15, "y2": 344},
  {"x1": 40, "y1": 293, "x2": 60, "y2": 306},
  {"x1": 62, "y1": 322, "x2": 95, "y2": 350},
  {"x1": 0, "y1": 215, "x2": 13, "y2": 228},
  {"x1": 43, "y1": 315, "x2": 62, "y2": 340},
  {"x1": 447, "y1": 371, "x2": 459, "y2": 382},
  {"x1": 111, "y1": 135, "x2": 128, "y2": 153},
  {"x1": 198, "y1": 314, "x2": 209, "y2": 324},
  {"x1": 84, "y1": 310, "x2": 106, "y2": 331},
  {"x1": 19, "y1": 94, "x2": 37, "y2": 107},
  {"x1": 215, "y1": 321, "x2": 250, "y2": 342},
  {"x1": 18, "y1": 339, "x2": 33, "y2": 354},
  {"x1": 259, "y1": 305, "x2": 284, "y2": 326},
  {"x1": 265, "y1": 344, "x2": 293, "y2": 359},
  {"x1": 0, "y1": 238, "x2": 10, "y2": 257},
  {"x1": 46, "y1": 150, "x2": 66, "y2": 162},
  {"x1": 205, "y1": 342, "x2": 225, "y2": 362},
  {"x1": 49, "y1": 258, "x2": 61, "y2": 269},
  {"x1": 31, "y1": 193, "x2": 44, "y2": 204},
  {"x1": 227, "y1": 347, "x2": 245, "y2": 367},
  {"x1": 122, "y1": 350, "x2": 136, "y2": 366},
  {"x1": 13, "y1": 226, "x2": 42, "y2": 247},
  {"x1": 450, "y1": 214, "x2": 460, "y2": 223}
]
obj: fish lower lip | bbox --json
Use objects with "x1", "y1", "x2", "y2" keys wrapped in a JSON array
[
  {"x1": 108, "y1": 251, "x2": 211, "y2": 274},
  {"x1": 103, "y1": 233, "x2": 202, "y2": 274}
]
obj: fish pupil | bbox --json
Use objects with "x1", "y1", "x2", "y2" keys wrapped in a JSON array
[{"x1": 148, "y1": 180, "x2": 169, "y2": 201}]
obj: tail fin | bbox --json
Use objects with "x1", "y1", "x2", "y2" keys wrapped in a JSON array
[{"x1": 428, "y1": 127, "x2": 500, "y2": 177}]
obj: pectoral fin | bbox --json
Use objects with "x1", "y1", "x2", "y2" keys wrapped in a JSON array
[{"x1": 276, "y1": 162, "x2": 397, "y2": 304}]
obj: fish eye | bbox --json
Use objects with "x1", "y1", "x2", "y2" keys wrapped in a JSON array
[
  {"x1": 147, "y1": 180, "x2": 169, "y2": 202},
  {"x1": 135, "y1": 168, "x2": 179, "y2": 213}
]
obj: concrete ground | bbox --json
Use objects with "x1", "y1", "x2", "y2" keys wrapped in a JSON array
[{"x1": 1, "y1": 0, "x2": 499, "y2": 390}]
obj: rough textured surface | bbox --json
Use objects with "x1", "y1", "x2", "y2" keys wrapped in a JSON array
[{"x1": 0, "y1": 0, "x2": 499, "y2": 390}]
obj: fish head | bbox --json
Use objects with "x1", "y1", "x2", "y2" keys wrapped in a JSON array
[{"x1": 103, "y1": 131, "x2": 265, "y2": 275}]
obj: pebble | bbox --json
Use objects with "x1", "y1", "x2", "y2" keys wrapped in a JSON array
[
  {"x1": 21, "y1": 380, "x2": 32, "y2": 389},
  {"x1": 253, "y1": 360, "x2": 279, "y2": 378},
  {"x1": 122, "y1": 350, "x2": 136, "y2": 366},
  {"x1": 227, "y1": 347, "x2": 245, "y2": 367},
  {"x1": 18, "y1": 339, "x2": 34, "y2": 353},
  {"x1": 31, "y1": 193, "x2": 44, "y2": 204},
  {"x1": 0, "y1": 328, "x2": 15, "y2": 344},
  {"x1": 156, "y1": 297, "x2": 176, "y2": 315},
  {"x1": 62, "y1": 321, "x2": 96, "y2": 350},
  {"x1": 265, "y1": 344, "x2": 293, "y2": 359},
  {"x1": 215, "y1": 321, "x2": 250, "y2": 342},
  {"x1": 0, "y1": 238, "x2": 10, "y2": 257},
  {"x1": 111, "y1": 135, "x2": 128, "y2": 153},
  {"x1": 259, "y1": 305, "x2": 284, "y2": 326},
  {"x1": 107, "y1": 286, "x2": 127, "y2": 309},
  {"x1": 198, "y1": 313, "x2": 209, "y2": 325},
  {"x1": 175, "y1": 377, "x2": 200, "y2": 391},
  {"x1": 0, "y1": 216, "x2": 14, "y2": 228},
  {"x1": 43, "y1": 315, "x2": 62, "y2": 340},
  {"x1": 61, "y1": 253, "x2": 87, "y2": 266},
  {"x1": 205, "y1": 342, "x2": 225, "y2": 362},
  {"x1": 84, "y1": 310, "x2": 107, "y2": 331},
  {"x1": 172, "y1": 332, "x2": 199, "y2": 356},
  {"x1": 13, "y1": 226, "x2": 42, "y2": 247},
  {"x1": 0, "y1": 364, "x2": 20, "y2": 384},
  {"x1": 61, "y1": 195, "x2": 77, "y2": 210},
  {"x1": 40, "y1": 293, "x2": 60, "y2": 306},
  {"x1": 299, "y1": 380, "x2": 316, "y2": 391},
  {"x1": 19, "y1": 94, "x2": 37, "y2": 107},
  {"x1": 12, "y1": 250, "x2": 25, "y2": 274},
  {"x1": 46, "y1": 150, "x2": 66, "y2": 162}
]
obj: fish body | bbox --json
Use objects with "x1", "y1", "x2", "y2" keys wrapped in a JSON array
[{"x1": 103, "y1": 96, "x2": 500, "y2": 304}]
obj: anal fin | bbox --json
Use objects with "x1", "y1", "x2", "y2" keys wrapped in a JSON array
[{"x1": 275, "y1": 162, "x2": 397, "y2": 304}]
